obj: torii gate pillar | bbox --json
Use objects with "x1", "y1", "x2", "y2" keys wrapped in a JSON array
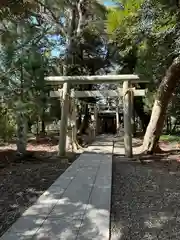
[
  {"x1": 123, "y1": 81, "x2": 132, "y2": 158},
  {"x1": 94, "y1": 106, "x2": 98, "y2": 136},
  {"x1": 59, "y1": 83, "x2": 70, "y2": 157},
  {"x1": 116, "y1": 107, "x2": 120, "y2": 134}
]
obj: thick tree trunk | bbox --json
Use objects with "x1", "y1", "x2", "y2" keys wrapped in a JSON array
[
  {"x1": 166, "y1": 116, "x2": 171, "y2": 133},
  {"x1": 36, "y1": 118, "x2": 39, "y2": 135},
  {"x1": 16, "y1": 113, "x2": 27, "y2": 155},
  {"x1": 16, "y1": 61, "x2": 27, "y2": 155},
  {"x1": 68, "y1": 97, "x2": 83, "y2": 151},
  {"x1": 58, "y1": 0, "x2": 87, "y2": 157},
  {"x1": 166, "y1": 116, "x2": 169, "y2": 133},
  {"x1": 142, "y1": 57, "x2": 180, "y2": 153},
  {"x1": 40, "y1": 112, "x2": 46, "y2": 137},
  {"x1": 41, "y1": 120, "x2": 45, "y2": 133},
  {"x1": 169, "y1": 116, "x2": 172, "y2": 132}
]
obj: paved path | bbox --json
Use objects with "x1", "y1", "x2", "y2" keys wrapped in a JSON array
[{"x1": 1, "y1": 136, "x2": 113, "y2": 240}]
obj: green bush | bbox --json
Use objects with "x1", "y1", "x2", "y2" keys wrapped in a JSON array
[{"x1": 0, "y1": 106, "x2": 16, "y2": 142}]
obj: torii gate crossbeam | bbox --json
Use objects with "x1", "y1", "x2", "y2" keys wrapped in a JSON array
[{"x1": 50, "y1": 89, "x2": 147, "y2": 98}]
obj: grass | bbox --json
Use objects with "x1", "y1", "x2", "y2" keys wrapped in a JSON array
[{"x1": 160, "y1": 134, "x2": 180, "y2": 143}]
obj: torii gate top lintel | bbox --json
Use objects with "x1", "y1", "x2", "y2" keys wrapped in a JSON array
[{"x1": 45, "y1": 74, "x2": 148, "y2": 85}]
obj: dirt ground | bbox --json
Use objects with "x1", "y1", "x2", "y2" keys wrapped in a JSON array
[
  {"x1": 111, "y1": 140, "x2": 180, "y2": 240},
  {"x1": 0, "y1": 138, "x2": 79, "y2": 237}
]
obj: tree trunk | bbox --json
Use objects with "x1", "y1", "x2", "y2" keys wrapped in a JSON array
[
  {"x1": 172, "y1": 119, "x2": 178, "y2": 133},
  {"x1": 41, "y1": 120, "x2": 45, "y2": 133},
  {"x1": 36, "y1": 118, "x2": 39, "y2": 136},
  {"x1": 16, "y1": 113, "x2": 27, "y2": 155},
  {"x1": 79, "y1": 104, "x2": 90, "y2": 134},
  {"x1": 142, "y1": 57, "x2": 180, "y2": 153},
  {"x1": 77, "y1": 113, "x2": 82, "y2": 130},
  {"x1": 16, "y1": 61, "x2": 27, "y2": 155},
  {"x1": 166, "y1": 116, "x2": 169, "y2": 133},
  {"x1": 169, "y1": 116, "x2": 172, "y2": 132},
  {"x1": 69, "y1": 97, "x2": 83, "y2": 151},
  {"x1": 166, "y1": 116, "x2": 172, "y2": 133},
  {"x1": 58, "y1": 0, "x2": 86, "y2": 157},
  {"x1": 40, "y1": 111, "x2": 46, "y2": 137},
  {"x1": 27, "y1": 119, "x2": 32, "y2": 133}
]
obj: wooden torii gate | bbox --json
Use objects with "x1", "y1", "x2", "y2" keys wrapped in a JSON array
[{"x1": 45, "y1": 75, "x2": 147, "y2": 158}]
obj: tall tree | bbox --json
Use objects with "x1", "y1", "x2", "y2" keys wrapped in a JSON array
[
  {"x1": 140, "y1": 0, "x2": 180, "y2": 152},
  {"x1": 106, "y1": 0, "x2": 151, "y2": 131},
  {"x1": 143, "y1": 57, "x2": 180, "y2": 153},
  {"x1": 0, "y1": 10, "x2": 53, "y2": 155}
]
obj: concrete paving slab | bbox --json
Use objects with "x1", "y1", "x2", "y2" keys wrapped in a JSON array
[
  {"x1": 77, "y1": 219, "x2": 109, "y2": 240},
  {"x1": 33, "y1": 217, "x2": 81, "y2": 240},
  {"x1": 87, "y1": 146, "x2": 113, "y2": 154},
  {"x1": 5, "y1": 187, "x2": 66, "y2": 239},
  {"x1": 1, "y1": 230, "x2": 19, "y2": 240},
  {"x1": 0, "y1": 135, "x2": 113, "y2": 240},
  {"x1": 76, "y1": 152, "x2": 112, "y2": 240},
  {"x1": 77, "y1": 200, "x2": 110, "y2": 239}
]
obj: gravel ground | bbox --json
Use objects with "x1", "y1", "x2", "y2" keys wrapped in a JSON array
[
  {"x1": 0, "y1": 146, "x2": 78, "y2": 237},
  {"x1": 111, "y1": 155, "x2": 180, "y2": 240}
]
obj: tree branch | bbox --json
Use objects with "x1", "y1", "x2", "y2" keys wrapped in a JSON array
[
  {"x1": 77, "y1": 0, "x2": 86, "y2": 36},
  {"x1": 34, "y1": 0, "x2": 66, "y2": 37}
]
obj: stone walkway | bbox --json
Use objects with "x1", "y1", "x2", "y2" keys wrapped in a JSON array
[{"x1": 1, "y1": 136, "x2": 113, "y2": 240}]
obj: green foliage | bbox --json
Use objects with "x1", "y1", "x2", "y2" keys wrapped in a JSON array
[
  {"x1": 106, "y1": 0, "x2": 143, "y2": 52},
  {"x1": 107, "y1": 0, "x2": 142, "y2": 32},
  {"x1": 167, "y1": 85, "x2": 180, "y2": 123},
  {"x1": 0, "y1": 0, "x2": 109, "y2": 142},
  {"x1": 2, "y1": 0, "x2": 180, "y2": 140},
  {"x1": 160, "y1": 134, "x2": 180, "y2": 143},
  {"x1": 106, "y1": 0, "x2": 180, "y2": 117},
  {"x1": 0, "y1": 0, "x2": 37, "y2": 20},
  {"x1": 0, "y1": 104, "x2": 16, "y2": 141}
]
